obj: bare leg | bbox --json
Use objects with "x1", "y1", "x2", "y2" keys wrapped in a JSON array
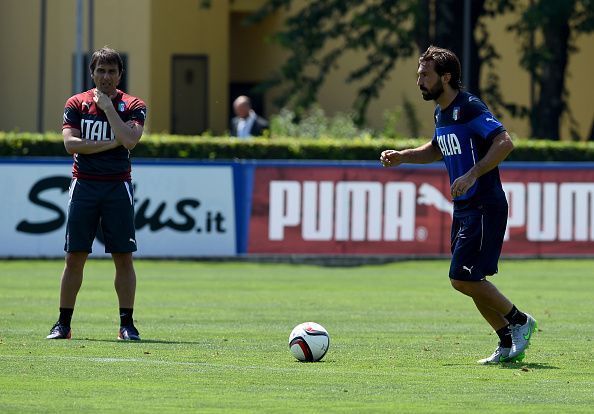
[
  {"x1": 450, "y1": 279, "x2": 513, "y2": 316},
  {"x1": 112, "y1": 253, "x2": 136, "y2": 308},
  {"x1": 473, "y1": 298, "x2": 509, "y2": 331},
  {"x1": 59, "y1": 252, "x2": 88, "y2": 308}
]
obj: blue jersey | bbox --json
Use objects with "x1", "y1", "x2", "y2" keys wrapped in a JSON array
[{"x1": 431, "y1": 91, "x2": 507, "y2": 213}]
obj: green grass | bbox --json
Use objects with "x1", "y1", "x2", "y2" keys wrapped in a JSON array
[{"x1": 1, "y1": 259, "x2": 593, "y2": 413}]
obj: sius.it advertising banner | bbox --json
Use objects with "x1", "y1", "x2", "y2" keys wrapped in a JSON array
[{"x1": 0, "y1": 161, "x2": 236, "y2": 257}]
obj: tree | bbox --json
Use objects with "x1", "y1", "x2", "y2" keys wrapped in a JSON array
[
  {"x1": 249, "y1": 0, "x2": 512, "y2": 126},
  {"x1": 249, "y1": 0, "x2": 417, "y2": 126},
  {"x1": 415, "y1": 0, "x2": 489, "y2": 95},
  {"x1": 509, "y1": 0, "x2": 594, "y2": 139}
]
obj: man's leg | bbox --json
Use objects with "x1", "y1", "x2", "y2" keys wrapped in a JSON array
[
  {"x1": 473, "y1": 297, "x2": 518, "y2": 364},
  {"x1": 112, "y1": 252, "x2": 140, "y2": 340},
  {"x1": 454, "y1": 280, "x2": 513, "y2": 338},
  {"x1": 450, "y1": 279, "x2": 512, "y2": 316},
  {"x1": 451, "y1": 278, "x2": 535, "y2": 361},
  {"x1": 472, "y1": 297, "x2": 518, "y2": 363},
  {"x1": 112, "y1": 252, "x2": 136, "y2": 309},
  {"x1": 472, "y1": 298, "x2": 508, "y2": 331},
  {"x1": 450, "y1": 209, "x2": 536, "y2": 361},
  {"x1": 47, "y1": 252, "x2": 88, "y2": 339},
  {"x1": 60, "y1": 252, "x2": 88, "y2": 308}
]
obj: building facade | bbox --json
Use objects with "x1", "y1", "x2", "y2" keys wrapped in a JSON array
[{"x1": 1, "y1": 0, "x2": 592, "y2": 140}]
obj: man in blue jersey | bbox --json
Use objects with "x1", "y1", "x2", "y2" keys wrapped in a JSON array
[{"x1": 380, "y1": 46, "x2": 537, "y2": 364}]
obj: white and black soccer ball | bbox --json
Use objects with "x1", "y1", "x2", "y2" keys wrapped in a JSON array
[{"x1": 288, "y1": 322, "x2": 330, "y2": 362}]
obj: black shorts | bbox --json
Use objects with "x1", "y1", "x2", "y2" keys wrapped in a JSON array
[
  {"x1": 449, "y1": 203, "x2": 508, "y2": 281},
  {"x1": 65, "y1": 179, "x2": 137, "y2": 254}
]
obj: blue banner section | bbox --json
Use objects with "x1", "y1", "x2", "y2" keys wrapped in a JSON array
[{"x1": 233, "y1": 161, "x2": 256, "y2": 255}]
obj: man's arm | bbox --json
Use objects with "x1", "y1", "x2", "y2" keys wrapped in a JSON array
[
  {"x1": 450, "y1": 131, "x2": 514, "y2": 198},
  {"x1": 63, "y1": 128, "x2": 121, "y2": 155},
  {"x1": 94, "y1": 90, "x2": 143, "y2": 150},
  {"x1": 380, "y1": 141, "x2": 442, "y2": 167}
]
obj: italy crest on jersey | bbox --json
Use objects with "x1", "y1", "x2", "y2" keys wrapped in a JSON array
[{"x1": 452, "y1": 107, "x2": 460, "y2": 121}]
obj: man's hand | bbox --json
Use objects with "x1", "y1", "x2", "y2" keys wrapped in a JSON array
[
  {"x1": 380, "y1": 150, "x2": 404, "y2": 167},
  {"x1": 63, "y1": 127, "x2": 121, "y2": 155},
  {"x1": 92, "y1": 89, "x2": 144, "y2": 150},
  {"x1": 93, "y1": 89, "x2": 113, "y2": 112},
  {"x1": 380, "y1": 142, "x2": 441, "y2": 167},
  {"x1": 450, "y1": 170, "x2": 477, "y2": 198},
  {"x1": 449, "y1": 131, "x2": 514, "y2": 199}
]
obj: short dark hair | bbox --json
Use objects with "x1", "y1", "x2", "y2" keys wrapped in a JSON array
[
  {"x1": 419, "y1": 46, "x2": 462, "y2": 90},
  {"x1": 89, "y1": 47, "x2": 124, "y2": 74}
]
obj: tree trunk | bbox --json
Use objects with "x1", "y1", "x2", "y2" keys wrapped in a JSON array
[
  {"x1": 531, "y1": 5, "x2": 572, "y2": 139},
  {"x1": 434, "y1": 0, "x2": 485, "y2": 95},
  {"x1": 413, "y1": 0, "x2": 430, "y2": 52}
]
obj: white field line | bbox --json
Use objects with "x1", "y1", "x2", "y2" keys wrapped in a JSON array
[
  {"x1": 0, "y1": 354, "x2": 355, "y2": 374},
  {"x1": 0, "y1": 354, "x2": 291, "y2": 371}
]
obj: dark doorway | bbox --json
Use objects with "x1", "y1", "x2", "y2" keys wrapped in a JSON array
[{"x1": 171, "y1": 55, "x2": 208, "y2": 135}]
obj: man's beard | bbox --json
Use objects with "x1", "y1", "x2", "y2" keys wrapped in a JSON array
[{"x1": 421, "y1": 79, "x2": 444, "y2": 101}]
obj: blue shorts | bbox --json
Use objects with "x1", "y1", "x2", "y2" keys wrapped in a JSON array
[
  {"x1": 449, "y1": 203, "x2": 508, "y2": 281},
  {"x1": 65, "y1": 179, "x2": 137, "y2": 254}
]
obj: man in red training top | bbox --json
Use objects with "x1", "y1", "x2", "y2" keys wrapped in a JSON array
[{"x1": 47, "y1": 47, "x2": 146, "y2": 341}]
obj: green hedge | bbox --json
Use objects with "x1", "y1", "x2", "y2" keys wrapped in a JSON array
[{"x1": 1, "y1": 131, "x2": 593, "y2": 161}]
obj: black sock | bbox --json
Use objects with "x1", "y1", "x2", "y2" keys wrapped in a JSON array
[
  {"x1": 119, "y1": 308, "x2": 134, "y2": 327},
  {"x1": 504, "y1": 305, "x2": 528, "y2": 325},
  {"x1": 59, "y1": 308, "x2": 74, "y2": 327},
  {"x1": 496, "y1": 325, "x2": 512, "y2": 348}
]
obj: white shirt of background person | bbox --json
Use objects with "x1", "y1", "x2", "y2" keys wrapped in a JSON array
[{"x1": 237, "y1": 110, "x2": 257, "y2": 138}]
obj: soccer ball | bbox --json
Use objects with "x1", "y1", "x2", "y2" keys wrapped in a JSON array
[{"x1": 288, "y1": 322, "x2": 330, "y2": 362}]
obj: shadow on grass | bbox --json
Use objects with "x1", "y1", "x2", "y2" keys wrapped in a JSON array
[
  {"x1": 293, "y1": 360, "x2": 329, "y2": 364},
  {"x1": 498, "y1": 362, "x2": 560, "y2": 370},
  {"x1": 72, "y1": 338, "x2": 204, "y2": 345},
  {"x1": 442, "y1": 362, "x2": 560, "y2": 370}
]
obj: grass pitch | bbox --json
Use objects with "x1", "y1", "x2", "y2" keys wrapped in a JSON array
[{"x1": 1, "y1": 259, "x2": 593, "y2": 413}]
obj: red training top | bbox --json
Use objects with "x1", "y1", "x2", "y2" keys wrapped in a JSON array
[{"x1": 62, "y1": 88, "x2": 147, "y2": 181}]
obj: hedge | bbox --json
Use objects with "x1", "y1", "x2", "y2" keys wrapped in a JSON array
[{"x1": 1, "y1": 131, "x2": 593, "y2": 161}]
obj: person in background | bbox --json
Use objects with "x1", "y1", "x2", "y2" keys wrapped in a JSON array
[{"x1": 230, "y1": 95, "x2": 269, "y2": 138}]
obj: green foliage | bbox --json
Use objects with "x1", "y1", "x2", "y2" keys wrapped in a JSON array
[
  {"x1": 0, "y1": 131, "x2": 65, "y2": 156},
  {"x1": 249, "y1": 1, "x2": 516, "y2": 127},
  {"x1": 248, "y1": 0, "x2": 421, "y2": 125},
  {"x1": 402, "y1": 95, "x2": 421, "y2": 138},
  {"x1": 509, "y1": 1, "x2": 594, "y2": 81},
  {"x1": 249, "y1": 1, "x2": 591, "y2": 140},
  {"x1": 381, "y1": 106, "x2": 402, "y2": 139},
  {"x1": 1, "y1": 259, "x2": 594, "y2": 412},
  {"x1": 1, "y1": 131, "x2": 594, "y2": 161},
  {"x1": 269, "y1": 106, "x2": 371, "y2": 139},
  {"x1": 379, "y1": 99, "x2": 421, "y2": 139}
]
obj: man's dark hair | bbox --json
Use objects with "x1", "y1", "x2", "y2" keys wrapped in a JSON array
[
  {"x1": 89, "y1": 47, "x2": 124, "y2": 74},
  {"x1": 419, "y1": 46, "x2": 462, "y2": 90}
]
